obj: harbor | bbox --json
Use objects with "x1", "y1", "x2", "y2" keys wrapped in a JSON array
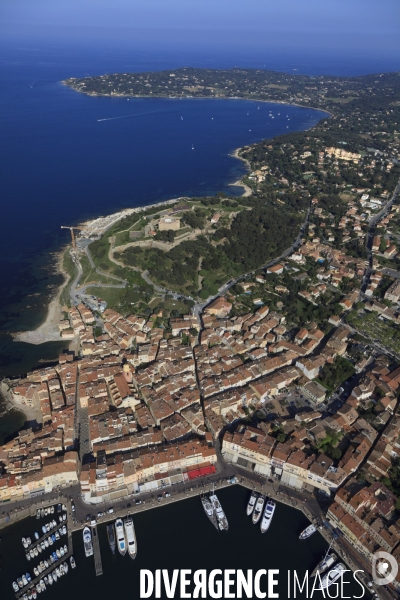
[
  {"x1": 0, "y1": 480, "x2": 374, "y2": 600},
  {"x1": 0, "y1": 485, "x2": 371, "y2": 600}
]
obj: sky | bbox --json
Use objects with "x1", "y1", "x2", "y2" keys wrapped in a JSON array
[{"x1": 1, "y1": 0, "x2": 400, "y2": 56}]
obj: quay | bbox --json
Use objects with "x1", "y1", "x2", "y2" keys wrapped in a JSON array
[
  {"x1": 91, "y1": 524, "x2": 103, "y2": 576},
  {"x1": 0, "y1": 473, "x2": 392, "y2": 600}
]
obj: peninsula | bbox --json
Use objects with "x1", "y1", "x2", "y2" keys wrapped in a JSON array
[{"x1": 2, "y1": 68, "x2": 400, "y2": 599}]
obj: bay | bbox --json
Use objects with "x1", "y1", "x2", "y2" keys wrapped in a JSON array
[{"x1": 0, "y1": 40, "x2": 328, "y2": 435}]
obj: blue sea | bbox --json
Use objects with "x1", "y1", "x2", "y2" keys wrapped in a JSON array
[{"x1": 0, "y1": 37, "x2": 399, "y2": 437}]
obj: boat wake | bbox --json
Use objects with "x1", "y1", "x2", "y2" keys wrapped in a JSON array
[{"x1": 97, "y1": 109, "x2": 175, "y2": 122}]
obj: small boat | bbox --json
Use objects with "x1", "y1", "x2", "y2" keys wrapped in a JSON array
[
  {"x1": 17, "y1": 576, "x2": 24, "y2": 588},
  {"x1": 44, "y1": 560, "x2": 49, "y2": 569},
  {"x1": 22, "y1": 537, "x2": 27, "y2": 547},
  {"x1": 34, "y1": 567, "x2": 39, "y2": 577},
  {"x1": 30, "y1": 549, "x2": 35, "y2": 558},
  {"x1": 70, "y1": 556, "x2": 76, "y2": 569},
  {"x1": 26, "y1": 573, "x2": 31, "y2": 583},
  {"x1": 13, "y1": 581, "x2": 19, "y2": 593},
  {"x1": 37, "y1": 544, "x2": 42, "y2": 553},
  {"x1": 28, "y1": 591, "x2": 33, "y2": 600},
  {"x1": 64, "y1": 562, "x2": 69, "y2": 574},
  {"x1": 64, "y1": 544, "x2": 67, "y2": 553},
  {"x1": 50, "y1": 506, "x2": 54, "y2": 514},
  {"x1": 40, "y1": 561, "x2": 45, "y2": 571},
  {"x1": 124, "y1": 516, "x2": 137, "y2": 560},
  {"x1": 44, "y1": 539, "x2": 49, "y2": 548},
  {"x1": 32, "y1": 588, "x2": 37, "y2": 599},
  {"x1": 83, "y1": 526, "x2": 93, "y2": 558},
  {"x1": 209, "y1": 492, "x2": 228, "y2": 531},
  {"x1": 246, "y1": 491, "x2": 258, "y2": 516},
  {"x1": 201, "y1": 495, "x2": 218, "y2": 530},
  {"x1": 48, "y1": 574, "x2": 53, "y2": 585},
  {"x1": 52, "y1": 572, "x2": 57, "y2": 583},
  {"x1": 252, "y1": 496, "x2": 265, "y2": 524},
  {"x1": 41, "y1": 542, "x2": 46, "y2": 550},
  {"x1": 62, "y1": 526, "x2": 67, "y2": 535},
  {"x1": 55, "y1": 531, "x2": 60, "y2": 540},
  {"x1": 52, "y1": 534, "x2": 56, "y2": 542},
  {"x1": 260, "y1": 500, "x2": 276, "y2": 533},
  {"x1": 34, "y1": 548, "x2": 38, "y2": 557},
  {"x1": 106, "y1": 524, "x2": 116, "y2": 554},
  {"x1": 44, "y1": 509, "x2": 48, "y2": 516},
  {"x1": 60, "y1": 546, "x2": 65, "y2": 556},
  {"x1": 44, "y1": 577, "x2": 48, "y2": 585},
  {"x1": 57, "y1": 504, "x2": 61, "y2": 513},
  {"x1": 36, "y1": 510, "x2": 41, "y2": 519},
  {"x1": 321, "y1": 564, "x2": 346, "y2": 589},
  {"x1": 22, "y1": 574, "x2": 28, "y2": 586},
  {"x1": 27, "y1": 537, "x2": 31, "y2": 546},
  {"x1": 26, "y1": 553, "x2": 31, "y2": 561},
  {"x1": 62, "y1": 514, "x2": 66, "y2": 522},
  {"x1": 115, "y1": 518, "x2": 127, "y2": 556},
  {"x1": 59, "y1": 516, "x2": 63, "y2": 523},
  {"x1": 34, "y1": 532, "x2": 39, "y2": 540},
  {"x1": 40, "y1": 509, "x2": 44, "y2": 518},
  {"x1": 56, "y1": 549, "x2": 61, "y2": 559},
  {"x1": 48, "y1": 536, "x2": 53, "y2": 546},
  {"x1": 300, "y1": 524, "x2": 317, "y2": 540}
]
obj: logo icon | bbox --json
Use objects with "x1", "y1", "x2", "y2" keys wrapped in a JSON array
[{"x1": 372, "y1": 551, "x2": 398, "y2": 586}]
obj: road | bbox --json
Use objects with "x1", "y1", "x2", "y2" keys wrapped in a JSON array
[
  {"x1": 68, "y1": 246, "x2": 128, "y2": 306},
  {"x1": 362, "y1": 179, "x2": 400, "y2": 294}
]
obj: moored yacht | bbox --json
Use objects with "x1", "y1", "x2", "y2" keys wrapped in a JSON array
[
  {"x1": 252, "y1": 495, "x2": 265, "y2": 524},
  {"x1": 201, "y1": 495, "x2": 218, "y2": 530},
  {"x1": 209, "y1": 493, "x2": 228, "y2": 531},
  {"x1": 115, "y1": 518, "x2": 127, "y2": 556},
  {"x1": 83, "y1": 526, "x2": 93, "y2": 557},
  {"x1": 246, "y1": 491, "x2": 258, "y2": 516},
  {"x1": 124, "y1": 516, "x2": 137, "y2": 559},
  {"x1": 320, "y1": 564, "x2": 346, "y2": 589},
  {"x1": 299, "y1": 524, "x2": 317, "y2": 540},
  {"x1": 315, "y1": 553, "x2": 337, "y2": 576},
  {"x1": 260, "y1": 500, "x2": 276, "y2": 533}
]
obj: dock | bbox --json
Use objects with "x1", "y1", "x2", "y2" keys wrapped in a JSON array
[
  {"x1": 15, "y1": 515, "x2": 73, "y2": 598},
  {"x1": 91, "y1": 525, "x2": 103, "y2": 576}
]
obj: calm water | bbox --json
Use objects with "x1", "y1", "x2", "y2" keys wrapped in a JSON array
[
  {"x1": 0, "y1": 486, "x2": 368, "y2": 600},
  {"x1": 0, "y1": 41, "x2": 329, "y2": 406}
]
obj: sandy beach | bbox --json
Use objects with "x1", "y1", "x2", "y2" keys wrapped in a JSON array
[
  {"x1": 11, "y1": 149, "x2": 253, "y2": 347},
  {"x1": 12, "y1": 251, "x2": 69, "y2": 345}
]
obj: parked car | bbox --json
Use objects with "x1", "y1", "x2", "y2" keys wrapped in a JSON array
[{"x1": 106, "y1": 507, "x2": 114, "y2": 514}]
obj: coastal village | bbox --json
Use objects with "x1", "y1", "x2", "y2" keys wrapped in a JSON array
[
  {"x1": 2, "y1": 66, "x2": 400, "y2": 597},
  {"x1": 2, "y1": 148, "x2": 400, "y2": 590}
]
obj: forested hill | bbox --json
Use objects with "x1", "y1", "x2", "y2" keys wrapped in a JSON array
[{"x1": 63, "y1": 67, "x2": 400, "y2": 119}]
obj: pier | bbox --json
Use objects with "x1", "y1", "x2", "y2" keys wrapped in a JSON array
[{"x1": 91, "y1": 524, "x2": 103, "y2": 576}]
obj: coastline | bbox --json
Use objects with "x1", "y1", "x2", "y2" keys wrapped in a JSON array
[
  {"x1": 228, "y1": 148, "x2": 252, "y2": 197},
  {"x1": 11, "y1": 94, "x2": 325, "y2": 348},
  {"x1": 0, "y1": 380, "x2": 42, "y2": 426},
  {"x1": 12, "y1": 250, "x2": 69, "y2": 346}
]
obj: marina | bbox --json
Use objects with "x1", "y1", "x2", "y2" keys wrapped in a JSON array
[
  {"x1": 0, "y1": 486, "x2": 369, "y2": 600},
  {"x1": 13, "y1": 505, "x2": 74, "y2": 600}
]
